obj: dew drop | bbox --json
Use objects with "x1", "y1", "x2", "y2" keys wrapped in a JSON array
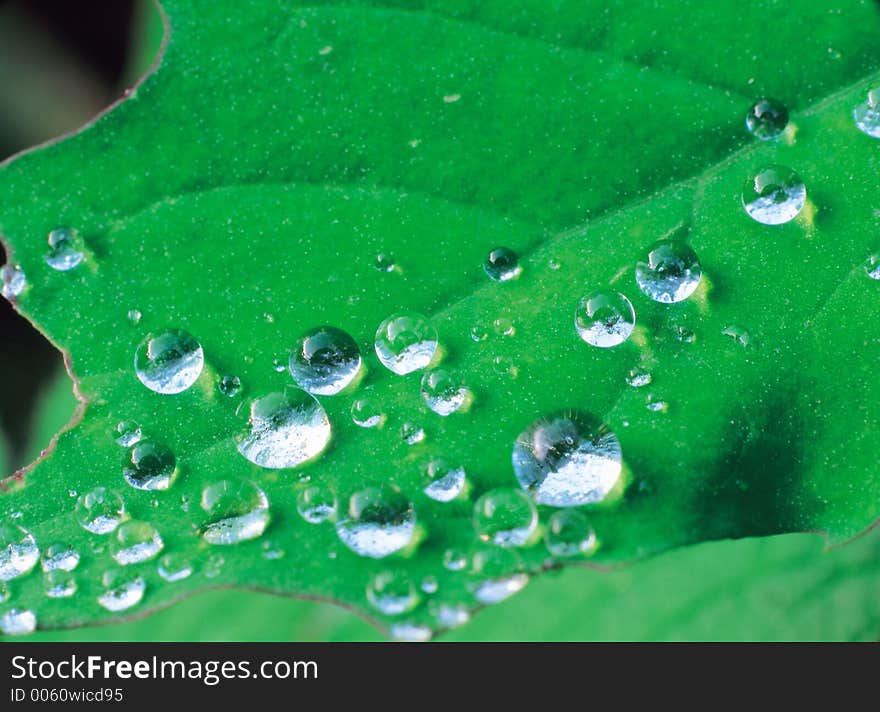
[
  {"x1": 123, "y1": 440, "x2": 177, "y2": 491},
  {"x1": 200, "y1": 479, "x2": 270, "y2": 545},
  {"x1": 389, "y1": 622, "x2": 432, "y2": 642},
  {"x1": 469, "y1": 324, "x2": 489, "y2": 342},
  {"x1": 575, "y1": 291, "x2": 635, "y2": 347},
  {"x1": 335, "y1": 487, "x2": 416, "y2": 558},
  {"x1": 127, "y1": 309, "x2": 142, "y2": 326},
  {"x1": 45, "y1": 227, "x2": 84, "y2": 271},
  {"x1": 375, "y1": 253, "x2": 397, "y2": 272},
  {"x1": 742, "y1": 166, "x2": 806, "y2": 225},
  {"x1": 134, "y1": 329, "x2": 204, "y2": 394},
  {"x1": 261, "y1": 540, "x2": 285, "y2": 560},
  {"x1": 351, "y1": 397, "x2": 386, "y2": 428},
  {"x1": 374, "y1": 313, "x2": 438, "y2": 375},
  {"x1": 289, "y1": 326, "x2": 363, "y2": 395},
  {"x1": 157, "y1": 553, "x2": 193, "y2": 582},
  {"x1": 76, "y1": 487, "x2": 125, "y2": 534},
  {"x1": 473, "y1": 488, "x2": 537, "y2": 547},
  {"x1": 854, "y1": 88, "x2": 880, "y2": 138},
  {"x1": 422, "y1": 459, "x2": 466, "y2": 502},
  {"x1": 272, "y1": 355, "x2": 287, "y2": 373},
  {"x1": 493, "y1": 317, "x2": 515, "y2": 337},
  {"x1": 235, "y1": 387, "x2": 331, "y2": 469},
  {"x1": 864, "y1": 255, "x2": 880, "y2": 280},
  {"x1": 113, "y1": 420, "x2": 142, "y2": 447},
  {"x1": 420, "y1": 369, "x2": 472, "y2": 416},
  {"x1": 97, "y1": 570, "x2": 145, "y2": 611},
  {"x1": 626, "y1": 368, "x2": 652, "y2": 388},
  {"x1": 44, "y1": 569, "x2": 77, "y2": 598},
  {"x1": 111, "y1": 520, "x2": 163, "y2": 565},
  {"x1": 366, "y1": 570, "x2": 420, "y2": 615},
  {"x1": 484, "y1": 247, "x2": 522, "y2": 282},
  {"x1": 635, "y1": 241, "x2": 702, "y2": 303},
  {"x1": 672, "y1": 324, "x2": 696, "y2": 343},
  {"x1": 0, "y1": 608, "x2": 36, "y2": 635},
  {"x1": 491, "y1": 355, "x2": 519, "y2": 379},
  {"x1": 401, "y1": 422, "x2": 426, "y2": 445},
  {"x1": 645, "y1": 395, "x2": 668, "y2": 413},
  {"x1": 0, "y1": 264, "x2": 26, "y2": 299},
  {"x1": 721, "y1": 325, "x2": 751, "y2": 347},
  {"x1": 420, "y1": 576, "x2": 438, "y2": 595},
  {"x1": 442, "y1": 548, "x2": 468, "y2": 571},
  {"x1": 41, "y1": 543, "x2": 79, "y2": 572},
  {"x1": 0, "y1": 523, "x2": 39, "y2": 581},
  {"x1": 296, "y1": 484, "x2": 337, "y2": 524},
  {"x1": 218, "y1": 374, "x2": 242, "y2": 397},
  {"x1": 471, "y1": 548, "x2": 529, "y2": 604},
  {"x1": 745, "y1": 98, "x2": 789, "y2": 140},
  {"x1": 431, "y1": 602, "x2": 470, "y2": 629},
  {"x1": 545, "y1": 509, "x2": 598, "y2": 557}
]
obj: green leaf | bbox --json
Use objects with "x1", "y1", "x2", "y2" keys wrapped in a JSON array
[{"x1": 2, "y1": 0, "x2": 880, "y2": 638}]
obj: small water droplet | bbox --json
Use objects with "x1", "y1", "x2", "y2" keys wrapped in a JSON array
[
  {"x1": 742, "y1": 166, "x2": 806, "y2": 225},
  {"x1": 864, "y1": 255, "x2": 880, "y2": 280},
  {"x1": 745, "y1": 98, "x2": 789, "y2": 140},
  {"x1": 44, "y1": 569, "x2": 77, "y2": 598},
  {"x1": 491, "y1": 355, "x2": 519, "y2": 378},
  {"x1": 134, "y1": 329, "x2": 205, "y2": 394},
  {"x1": 235, "y1": 387, "x2": 331, "y2": 469},
  {"x1": 469, "y1": 324, "x2": 489, "y2": 342},
  {"x1": 127, "y1": 309, "x2": 142, "y2": 326},
  {"x1": 76, "y1": 487, "x2": 125, "y2": 534},
  {"x1": 645, "y1": 395, "x2": 668, "y2": 413},
  {"x1": 45, "y1": 227, "x2": 84, "y2": 271},
  {"x1": 626, "y1": 368, "x2": 652, "y2": 388},
  {"x1": 575, "y1": 291, "x2": 635, "y2": 347},
  {"x1": 0, "y1": 264, "x2": 26, "y2": 299},
  {"x1": 635, "y1": 241, "x2": 702, "y2": 303},
  {"x1": 157, "y1": 553, "x2": 193, "y2": 582},
  {"x1": 0, "y1": 608, "x2": 36, "y2": 635},
  {"x1": 335, "y1": 487, "x2": 416, "y2": 558},
  {"x1": 422, "y1": 459, "x2": 466, "y2": 502},
  {"x1": 443, "y1": 93, "x2": 461, "y2": 103},
  {"x1": 351, "y1": 397, "x2": 386, "y2": 428},
  {"x1": 420, "y1": 576, "x2": 438, "y2": 594},
  {"x1": 200, "y1": 479, "x2": 270, "y2": 545},
  {"x1": 512, "y1": 411, "x2": 622, "y2": 507},
  {"x1": 473, "y1": 488, "x2": 537, "y2": 547},
  {"x1": 296, "y1": 484, "x2": 337, "y2": 524},
  {"x1": 111, "y1": 520, "x2": 163, "y2": 565},
  {"x1": 420, "y1": 369, "x2": 472, "y2": 416},
  {"x1": 41, "y1": 543, "x2": 79, "y2": 572},
  {"x1": 672, "y1": 324, "x2": 696, "y2": 343},
  {"x1": 471, "y1": 548, "x2": 529, "y2": 604},
  {"x1": 289, "y1": 326, "x2": 363, "y2": 395},
  {"x1": 442, "y1": 548, "x2": 468, "y2": 571},
  {"x1": 97, "y1": 570, "x2": 145, "y2": 611},
  {"x1": 218, "y1": 374, "x2": 242, "y2": 397},
  {"x1": 854, "y1": 87, "x2": 880, "y2": 138},
  {"x1": 113, "y1": 420, "x2": 142, "y2": 447},
  {"x1": 366, "y1": 570, "x2": 419, "y2": 615},
  {"x1": 272, "y1": 355, "x2": 287, "y2": 373},
  {"x1": 721, "y1": 325, "x2": 752, "y2": 347},
  {"x1": 390, "y1": 622, "x2": 432, "y2": 641},
  {"x1": 0, "y1": 522, "x2": 39, "y2": 581},
  {"x1": 375, "y1": 253, "x2": 397, "y2": 272},
  {"x1": 545, "y1": 509, "x2": 598, "y2": 557},
  {"x1": 374, "y1": 313, "x2": 438, "y2": 375},
  {"x1": 123, "y1": 440, "x2": 177, "y2": 491},
  {"x1": 484, "y1": 247, "x2": 522, "y2": 282},
  {"x1": 430, "y1": 602, "x2": 470, "y2": 629},
  {"x1": 261, "y1": 540, "x2": 285, "y2": 560},
  {"x1": 493, "y1": 317, "x2": 516, "y2": 338}
]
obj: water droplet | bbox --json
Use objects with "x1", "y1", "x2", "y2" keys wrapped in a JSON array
[
  {"x1": 545, "y1": 509, "x2": 598, "y2": 557},
  {"x1": 864, "y1": 255, "x2": 880, "y2": 280},
  {"x1": 97, "y1": 570, "x2": 145, "y2": 611},
  {"x1": 375, "y1": 253, "x2": 397, "y2": 272},
  {"x1": 471, "y1": 548, "x2": 529, "y2": 604},
  {"x1": 491, "y1": 355, "x2": 519, "y2": 378},
  {"x1": 745, "y1": 98, "x2": 789, "y2": 140},
  {"x1": 484, "y1": 247, "x2": 522, "y2": 282},
  {"x1": 366, "y1": 570, "x2": 419, "y2": 615},
  {"x1": 420, "y1": 576, "x2": 438, "y2": 594},
  {"x1": 76, "y1": 487, "x2": 125, "y2": 534},
  {"x1": 111, "y1": 521, "x2": 163, "y2": 565},
  {"x1": 469, "y1": 324, "x2": 489, "y2": 342},
  {"x1": 854, "y1": 87, "x2": 880, "y2": 138},
  {"x1": 635, "y1": 241, "x2": 702, "y2": 303},
  {"x1": 204, "y1": 553, "x2": 225, "y2": 578},
  {"x1": 0, "y1": 264, "x2": 26, "y2": 299},
  {"x1": 296, "y1": 485, "x2": 337, "y2": 524},
  {"x1": 389, "y1": 622, "x2": 432, "y2": 641},
  {"x1": 374, "y1": 313, "x2": 438, "y2": 375},
  {"x1": 401, "y1": 422, "x2": 426, "y2": 445},
  {"x1": 113, "y1": 420, "x2": 142, "y2": 447},
  {"x1": 420, "y1": 370, "x2": 472, "y2": 416},
  {"x1": 218, "y1": 374, "x2": 242, "y2": 397},
  {"x1": 44, "y1": 569, "x2": 77, "y2": 598},
  {"x1": 272, "y1": 355, "x2": 287, "y2": 373},
  {"x1": 742, "y1": 166, "x2": 806, "y2": 225},
  {"x1": 122, "y1": 440, "x2": 176, "y2": 491},
  {"x1": 626, "y1": 368, "x2": 652, "y2": 388},
  {"x1": 512, "y1": 411, "x2": 622, "y2": 507},
  {"x1": 351, "y1": 397, "x2": 386, "y2": 428},
  {"x1": 127, "y1": 309, "x2": 142, "y2": 326},
  {"x1": 493, "y1": 317, "x2": 515, "y2": 337},
  {"x1": 261, "y1": 540, "x2": 285, "y2": 560},
  {"x1": 473, "y1": 488, "x2": 537, "y2": 547},
  {"x1": 575, "y1": 291, "x2": 635, "y2": 348},
  {"x1": 335, "y1": 487, "x2": 416, "y2": 558},
  {"x1": 157, "y1": 553, "x2": 193, "y2": 582},
  {"x1": 45, "y1": 227, "x2": 84, "y2": 271},
  {"x1": 422, "y1": 459, "x2": 466, "y2": 502},
  {"x1": 0, "y1": 523, "x2": 39, "y2": 581},
  {"x1": 41, "y1": 544, "x2": 79, "y2": 572},
  {"x1": 134, "y1": 329, "x2": 204, "y2": 394},
  {"x1": 0, "y1": 608, "x2": 36, "y2": 635},
  {"x1": 200, "y1": 480, "x2": 270, "y2": 545},
  {"x1": 672, "y1": 324, "x2": 696, "y2": 343},
  {"x1": 235, "y1": 387, "x2": 331, "y2": 469},
  {"x1": 289, "y1": 326, "x2": 363, "y2": 395},
  {"x1": 645, "y1": 396, "x2": 668, "y2": 413},
  {"x1": 431, "y1": 602, "x2": 470, "y2": 629},
  {"x1": 442, "y1": 548, "x2": 468, "y2": 571}
]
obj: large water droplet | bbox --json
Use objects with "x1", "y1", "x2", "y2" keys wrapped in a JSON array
[
  {"x1": 0, "y1": 523, "x2": 39, "y2": 581},
  {"x1": 420, "y1": 370, "x2": 472, "y2": 416},
  {"x1": 0, "y1": 264, "x2": 26, "y2": 299},
  {"x1": 374, "y1": 313, "x2": 438, "y2": 375},
  {"x1": 296, "y1": 484, "x2": 337, "y2": 524},
  {"x1": 75, "y1": 487, "x2": 125, "y2": 535},
  {"x1": 97, "y1": 570, "x2": 145, "y2": 611},
  {"x1": 200, "y1": 479, "x2": 270, "y2": 545},
  {"x1": 335, "y1": 487, "x2": 416, "y2": 558},
  {"x1": 484, "y1": 247, "x2": 522, "y2": 282},
  {"x1": 473, "y1": 489, "x2": 537, "y2": 547},
  {"x1": 512, "y1": 411, "x2": 622, "y2": 507},
  {"x1": 635, "y1": 241, "x2": 702, "y2": 303},
  {"x1": 45, "y1": 227, "x2": 84, "y2": 271},
  {"x1": 44, "y1": 570, "x2": 77, "y2": 598},
  {"x1": 575, "y1": 291, "x2": 635, "y2": 348},
  {"x1": 111, "y1": 520, "x2": 164, "y2": 565},
  {"x1": 41, "y1": 543, "x2": 79, "y2": 572},
  {"x1": 0, "y1": 608, "x2": 36, "y2": 635},
  {"x1": 366, "y1": 570, "x2": 420, "y2": 615},
  {"x1": 134, "y1": 329, "x2": 204, "y2": 394},
  {"x1": 235, "y1": 387, "x2": 331, "y2": 469},
  {"x1": 157, "y1": 553, "x2": 193, "y2": 582},
  {"x1": 422, "y1": 459, "x2": 466, "y2": 502},
  {"x1": 854, "y1": 88, "x2": 880, "y2": 138},
  {"x1": 471, "y1": 548, "x2": 529, "y2": 604},
  {"x1": 545, "y1": 509, "x2": 598, "y2": 557},
  {"x1": 745, "y1": 98, "x2": 789, "y2": 140},
  {"x1": 289, "y1": 326, "x2": 362, "y2": 395},
  {"x1": 123, "y1": 440, "x2": 177, "y2": 491},
  {"x1": 741, "y1": 166, "x2": 806, "y2": 225}
]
